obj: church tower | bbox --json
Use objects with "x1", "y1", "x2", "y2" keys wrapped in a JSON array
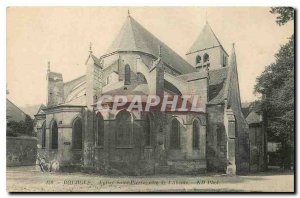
[
  {"x1": 186, "y1": 22, "x2": 228, "y2": 71},
  {"x1": 46, "y1": 61, "x2": 64, "y2": 107}
]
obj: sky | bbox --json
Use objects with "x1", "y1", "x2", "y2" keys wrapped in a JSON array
[{"x1": 6, "y1": 7, "x2": 294, "y2": 107}]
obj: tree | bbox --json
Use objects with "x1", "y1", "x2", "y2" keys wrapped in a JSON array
[
  {"x1": 6, "y1": 115, "x2": 34, "y2": 137},
  {"x1": 270, "y1": 7, "x2": 294, "y2": 26},
  {"x1": 255, "y1": 8, "x2": 294, "y2": 169}
]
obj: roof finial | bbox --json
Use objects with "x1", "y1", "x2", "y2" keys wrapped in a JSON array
[
  {"x1": 158, "y1": 45, "x2": 162, "y2": 58},
  {"x1": 47, "y1": 61, "x2": 50, "y2": 72},
  {"x1": 128, "y1": 9, "x2": 130, "y2": 17},
  {"x1": 89, "y1": 42, "x2": 93, "y2": 54},
  {"x1": 232, "y1": 42, "x2": 235, "y2": 49},
  {"x1": 205, "y1": 11, "x2": 208, "y2": 23}
]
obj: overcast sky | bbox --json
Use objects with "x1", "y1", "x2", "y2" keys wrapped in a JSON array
[{"x1": 7, "y1": 7, "x2": 294, "y2": 107}]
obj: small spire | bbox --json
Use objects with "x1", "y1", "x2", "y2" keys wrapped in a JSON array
[
  {"x1": 128, "y1": 9, "x2": 130, "y2": 17},
  {"x1": 47, "y1": 61, "x2": 50, "y2": 72},
  {"x1": 232, "y1": 43, "x2": 235, "y2": 49},
  {"x1": 89, "y1": 42, "x2": 93, "y2": 54},
  {"x1": 205, "y1": 11, "x2": 208, "y2": 23},
  {"x1": 158, "y1": 45, "x2": 162, "y2": 58}
]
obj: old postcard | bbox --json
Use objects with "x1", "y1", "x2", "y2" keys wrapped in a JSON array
[{"x1": 6, "y1": 7, "x2": 295, "y2": 192}]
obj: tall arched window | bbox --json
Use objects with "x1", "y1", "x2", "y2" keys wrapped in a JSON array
[
  {"x1": 192, "y1": 119, "x2": 200, "y2": 149},
  {"x1": 72, "y1": 118, "x2": 82, "y2": 149},
  {"x1": 170, "y1": 119, "x2": 180, "y2": 149},
  {"x1": 96, "y1": 113, "x2": 104, "y2": 147},
  {"x1": 145, "y1": 115, "x2": 151, "y2": 146},
  {"x1": 41, "y1": 122, "x2": 46, "y2": 148},
  {"x1": 116, "y1": 110, "x2": 132, "y2": 147},
  {"x1": 196, "y1": 55, "x2": 201, "y2": 65},
  {"x1": 51, "y1": 120, "x2": 58, "y2": 149},
  {"x1": 203, "y1": 53, "x2": 209, "y2": 63},
  {"x1": 124, "y1": 64, "x2": 131, "y2": 85}
]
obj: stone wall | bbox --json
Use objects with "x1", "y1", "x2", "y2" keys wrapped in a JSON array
[
  {"x1": 7, "y1": 136, "x2": 37, "y2": 166},
  {"x1": 206, "y1": 104, "x2": 227, "y2": 172}
]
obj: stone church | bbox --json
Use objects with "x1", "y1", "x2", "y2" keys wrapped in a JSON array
[{"x1": 35, "y1": 13, "x2": 256, "y2": 175}]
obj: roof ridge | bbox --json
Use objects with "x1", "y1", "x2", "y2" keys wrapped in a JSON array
[
  {"x1": 128, "y1": 16, "x2": 139, "y2": 52},
  {"x1": 187, "y1": 22, "x2": 224, "y2": 54}
]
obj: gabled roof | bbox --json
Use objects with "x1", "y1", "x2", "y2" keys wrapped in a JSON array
[
  {"x1": 105, "y1": 16, "x2": 196, "y2": 74},
  {"x1": 187, "y1": 22, "x2": 223, "y2": 55},
  {"x1": 6, "y1": 99, "x2": 27, "y2": 122}
]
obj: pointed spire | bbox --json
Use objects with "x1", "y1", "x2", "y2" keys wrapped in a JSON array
[
  {"x1": 128, "y1": 9, "x2": 130, "y2": 17},
  {"x1": 230, "y1": 42, "x2": 237, "y2": 66},
  {"x1": 47, "y1": 61, "x2": 50, "y2": 72},
  {"x1": 158, "y1": 45, "x2": 162, "y2": 58},
  {"x1": 89, "y1": 42, "x2": 93, "y2": 54}
]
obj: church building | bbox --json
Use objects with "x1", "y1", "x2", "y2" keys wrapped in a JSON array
[{"x1": 35, "y1": 13, "x2": 254, "y2": 175}]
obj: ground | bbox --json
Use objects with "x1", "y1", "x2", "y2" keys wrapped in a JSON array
[{"x1": 6, "y1": 166, "x2": 294, "y2": 192}]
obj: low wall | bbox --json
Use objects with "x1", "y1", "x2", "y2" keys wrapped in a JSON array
[{"x1": 7, "y1": 136, "x2": 37, "y2": 166}]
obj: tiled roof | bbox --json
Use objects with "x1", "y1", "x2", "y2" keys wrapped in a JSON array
[
  {"x1": 187, "y1": 22, "x2": 223, "y2": 54},
  {"x1": 105, "y1": 16, "x2": 196, "y2": 74},
  {"x1": 64, "y1": 75, "x2": 86, "y2": 100},
  {"x1": 208, "y1": 67, "x2": 228, "y2": 104},
  {"x1": 178, "y1": 71, "x2": 208, "y2": 82}
]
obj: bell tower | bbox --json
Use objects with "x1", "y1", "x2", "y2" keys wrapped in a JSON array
[{"x1": 186, "y1": 22, "x2": 228, "y2": 71}]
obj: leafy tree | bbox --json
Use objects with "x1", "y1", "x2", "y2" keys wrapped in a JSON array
[
  {"x1": 270, "y1": 7, "x2": 294, "y2": 26},
  {"x1": 6, "y1": 115, "x2": 34, "y2": 137},
  {"x1": 255, "y1": 8, "x2": 294, "y2": 169}
]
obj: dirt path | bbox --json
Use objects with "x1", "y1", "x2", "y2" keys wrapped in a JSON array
[{"x1": 6, "y1": 167, "x2": 294, "y2": 192}]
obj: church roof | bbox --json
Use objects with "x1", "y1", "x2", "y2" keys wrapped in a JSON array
[
  {"x1": 187, "y1": 22, "x2": 223, "y2": 55},
  {"x1": 178, "y1": 71, "x2": 208, "y2": 82},
  {"x1": 208, "y1": 67, "x2": 228, "y2": 104},
  {"x1": 105, "y1": 16, "x2": 196, "y2": 74}
]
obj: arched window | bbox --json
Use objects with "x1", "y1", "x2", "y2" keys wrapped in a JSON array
[
  {"x1": 203, "y1": 53, "x2": 209, "y2": 63},
  {"x1": 96, "y1": 113, "x2": 104, "y2": 147},
  {"x1": 145, "y1": 115, "x2": 151, "y2": 146},
  {"x1": 124, "y1": 64, "x2": 131, "y2": 85},
  {"x1": 41, "y1": 122, "x2": 46, "y2": 148},
  {"x1": 116, "y1": 110, "x2": 132, "y2": 147},
  {"x1": 196, "y1": 55, "x2": 201, "y2": 65},
  {"x1": 170, "y1": 119, "x2": 180, "y2": 149},
  {"x1": 51, "y1": 120, "x2": 58, "y2": 149},
  {"x1": 72, "y1": 118, "x2": 82, "y2": 149},
  {"x1": 192, "y1": 119, "x2": 200, "y2": 149}
]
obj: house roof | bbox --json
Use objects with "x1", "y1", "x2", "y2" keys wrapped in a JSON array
[
  {"x1": 187, "y1": 22, "x2": 223, "y2": 55},
  {"x1": 6, "y1": 99, "x2": 27, "y2": 122},
  {"x1": 104, "y1": 16, "x2": 196, "y2": 74},
  {"x1": 246, "y1": 111, "x2": 262, "y2": 125},
  {"x1": 21, "y1": 104, "x2": 46, "y2": 118}
]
